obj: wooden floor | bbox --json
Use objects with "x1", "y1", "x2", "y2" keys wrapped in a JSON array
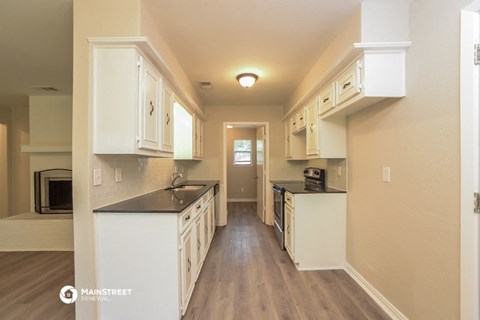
[
  {"x1": 183, "y1": 202, "x2": 390, "y2": 320},
  {"x1": 0, "y1": 251, "x2": 75, "y2": 320}
]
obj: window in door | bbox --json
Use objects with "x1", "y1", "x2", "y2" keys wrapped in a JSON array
[{"x1": 233, "y1": 139, "x2": 252, "y2": 166}]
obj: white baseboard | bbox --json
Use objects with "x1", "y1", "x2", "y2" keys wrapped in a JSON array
[
  {"x1": 227, "y1": 198, "x2": 257, "y2": 202},
  {"x1": 344, "y1": 263, "x2": 408, "y2": 320}
]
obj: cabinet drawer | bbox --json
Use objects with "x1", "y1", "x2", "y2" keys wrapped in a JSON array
[
  {"x1": 290, "y1": 116, "x2": 297, "y2": 133},
  {"x1": 285, "y1": 192, "x2": 294, "y2": 208},
  {"x1": 178, "y1": 206, "x2": 194, "y2": 233},
  {"x1": 194, "y1": 198, "x2": 204, "y2": 215},
  {"x1": 335, "y1": 60, "x2": 362, "y2": 105},
  {"x1": 318, "y1": 83, "x2": 335, "y2": 115},
  {"x1": 296, "y1": 109, "x2": 306, "y2": 130}
]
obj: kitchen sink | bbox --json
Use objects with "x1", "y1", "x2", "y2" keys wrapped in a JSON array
[{"x1": 165, "y1": 184, "x2": 206, "y2": 191}]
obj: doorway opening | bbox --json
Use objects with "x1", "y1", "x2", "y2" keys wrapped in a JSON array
[
  {"x1": 460, "y1": 2, "x2": 480, "y2": 319},
  {"x1": 222, "y1": 122, "x2": 270, "y2": 226}
]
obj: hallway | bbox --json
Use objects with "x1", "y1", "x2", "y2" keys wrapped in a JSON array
[{"x1": 183, "y1": 202, "x2": 390, "y2": 320}]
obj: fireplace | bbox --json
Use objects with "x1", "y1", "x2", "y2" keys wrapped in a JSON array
[{"x1": 34, "y1": 169, "x2": 73, "y2": 214}]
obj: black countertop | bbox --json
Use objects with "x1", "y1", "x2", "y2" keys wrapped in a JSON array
[
  {"x1": 271, "y1": 180, "x2": 346, "y2": 194},
  {"x1": 93, "y1": 180, "x2": 219, "y2": 213}
]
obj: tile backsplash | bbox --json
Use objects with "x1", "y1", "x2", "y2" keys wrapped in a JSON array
[
  {"x1": 91, "y1": 155, "x2": 186, "y2": 208},
  {"x1": 326, "y1": 159, "x2": 347, "y2": 191}
]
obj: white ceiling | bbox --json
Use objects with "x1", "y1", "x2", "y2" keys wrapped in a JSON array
[
  {"x1": 0, "y1": 0, "x2": 362, "y2": 108},
  {"x1": 0, "y1": 0, "x2": 72, "y2": 108},
  {"x1": 143, "y1": 0, "x2": 361, "y2": 107}
]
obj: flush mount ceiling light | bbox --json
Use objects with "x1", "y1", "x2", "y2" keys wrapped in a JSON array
[{"x1": 236, "y1": 73, "x2": 258, "y2": 88}]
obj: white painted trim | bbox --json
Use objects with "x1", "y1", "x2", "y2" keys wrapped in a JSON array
[
  {"x1": 222, "y1": 122, "x2": 271, "y2": 226},
  {"x1": 344, "y1": 263, "x2": 408, "y2": 320},
  {"x1": 227, "y1": 198, "x2": 257, "y2": 203},
  {"x1": 460, "y1": 6, "x2": 480, "y2": 320}
]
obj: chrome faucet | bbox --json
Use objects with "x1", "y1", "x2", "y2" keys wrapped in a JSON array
[{"x1": 171, "y1": 172, "x2": 183, "y2": 187}]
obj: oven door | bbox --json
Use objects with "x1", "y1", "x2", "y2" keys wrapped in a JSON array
[{"x1": 272, "y1": 185, "x2": 284, "y2": 229}]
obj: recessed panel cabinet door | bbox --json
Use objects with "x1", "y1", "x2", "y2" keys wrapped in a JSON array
[
  {"x1": 162, "y1": 82, "x2": 174, "y2": 152},
  {"x1": 138, "y1": 59, "x2": 161, "y2": 151},
  {"x1": 180, "y1": 227, "x2": 194, "y2": 309},
  {"x1": 306, "y1": 99, "x2": 319, "y2": 156}
]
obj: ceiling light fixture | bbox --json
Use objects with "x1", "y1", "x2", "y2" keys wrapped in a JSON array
[
  {"x1": 236, "y1": 73, "x2": 258, "y2": 88},
  {"x1": 226, "y1": 125, "x2": 234, "y2": 129}
]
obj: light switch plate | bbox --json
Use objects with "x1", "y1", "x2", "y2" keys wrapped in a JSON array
[
  {"x1": 382, "y1": 167, "x2": 391, "y2": 183},
  {"x1": 115, "y1": 168, "x2": 122, "y2": 182},
  {"x1": 93, "y1": 168, "x2": 102, "y2": 186}
]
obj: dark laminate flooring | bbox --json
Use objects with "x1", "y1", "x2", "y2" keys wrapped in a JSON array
[
  {"x1": 0, "y1": 251, "x2": 75, "y2": 320},
  {"x1": 183, "y1": 202, "x2": 390, "y2": 320}
]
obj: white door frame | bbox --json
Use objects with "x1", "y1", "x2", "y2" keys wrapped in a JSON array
[
  {"x1": 460, "y1": 2, "x2": 480, "y2": 319},
  {"x1": 222, "y1": 122, "x2": 271, "y2": 226}
]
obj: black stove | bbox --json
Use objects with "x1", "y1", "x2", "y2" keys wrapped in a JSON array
[{"x1": 304, "y1": 167, "x2": 326, "y2": 191}]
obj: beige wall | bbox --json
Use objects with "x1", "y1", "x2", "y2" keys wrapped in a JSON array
[
  {"x1": 0, "y1": 104, "x2": 30, "y2": 217},
  {"x1": 345, "y1": 0, "x2": 466, "y2": 319},
  {"x1": 285, "y1": 7, "x2": 361, "y2": 114},
  {"x1": 185, "y1": 105, "x2": 311, "y2": 182},
  {"x1": 226, "y1": 128, "x2": 257, "y2": 200},
  {"x1": 139, "y1": 2, "x2": 204, "y2": 115},
  {"x1": 29, "y1": 96, "x2": 73, "y2": 211},
  {"x1": 282, "y1": 1, "x2": 464, "y2": 318},
  {"x1": 74, "y1": 1, "x2": 196, "y2": 318},
  {"x1": 73, "y1": 0, "x2": 141, "y2": 318},
  {"x1": 0, "y1": 124, "x2": 7, "y2": 218}
]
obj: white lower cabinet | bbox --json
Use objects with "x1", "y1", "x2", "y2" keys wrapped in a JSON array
[
  {"x1": 284, "y1": 192, "x2": 346, "y2": 270},
  {"x1": 95, "y1": 187, "x2": 215, "y2": 320},
  {"x1": 284, "y1": 203, "x2": 295, "y2": 261},
  {"x1": 180, "y1": 223, "x2": 195, "y2": 308}
]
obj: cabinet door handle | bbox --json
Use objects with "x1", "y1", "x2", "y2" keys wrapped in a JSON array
[
  {"x1": 287, "y1": 136, "x2": 290, "y2": 142},
  {"x1": 343, "y1": 82, "x2": 351, "y2": 89},
  {"x1": 310, "y1": 124, "x2": 314, "y2": 133},
  {"x1": 300, "y1": 117, "x2": 304, "y2": 120},
  {"x1": 197, "y1": 239, "x2": 201, "y2": 249},
  {"x1": 187, "y1": 258, "x2": 191, "y2": 272},
  {"x1": 293, "y1": 122, "x2": 296, "y2": 126},
  {"x1": 286, "y1": 197, "x2": 291, "y2": 201},
  {"x1": 166, "y1": 113, "x2": 170, "y2": 125},
  {"x1": 149, "y1": 101, "x2": 155, "y2": 116},
  {"x1": 185, "y1": 215, "x2": 190, "y2": 221},
  {"x1": 323, "y1": 97, "x2": 329, "y2": 103}
]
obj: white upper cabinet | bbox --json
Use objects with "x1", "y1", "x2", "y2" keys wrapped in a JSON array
[
  {"x1": 138, "y1": 57, "x2": 162, "y2": 151},
  {"x1": 193, "y1": 115, "x2": 204, "y2": 159},
  {"x1": 320, "y1": 43, "x2": 409, "y2": 119},
  {"x1": 91, "y1": 42, "x2": 173, "y2": 157},
  {"x1": 162, "y1": 81, "x2": 174, "y2": 153},
  {"x1": 306, "y1": 98, "x2": 346, "y2": 159}
]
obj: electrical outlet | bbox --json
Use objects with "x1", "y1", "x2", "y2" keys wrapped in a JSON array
[
  {"x1": 382, "y1": 167, "x2": 391, "y2": 183},
  {"x1": 93, "y1": 168, "x2": 102, "y2": 186},
  {"x1": 337, "y1": 166, "x2": 342, "y2": 177},
  {"x1": 115, "y1": 168, "x2": 122, "y2": 182}
]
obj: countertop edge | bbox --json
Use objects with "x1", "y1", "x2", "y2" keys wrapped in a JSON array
[{"x1": 93, "y1": 180, "x2": 220, "y2": 214}]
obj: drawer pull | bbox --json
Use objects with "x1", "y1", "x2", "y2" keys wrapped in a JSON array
[
  {"x1": 197, "y1": 204, "x2": 201, "y2": 210},
  {"x1": 323, "y1": 97, "x2": 329, "y2": 103},
  {"x1": 286, "y1": 197, "x2": 291, "y2": 201},
  {"x1": 300, "y1": 117, "x2": 304, "y2": 120},
  {"x1": 343, "y1": 82, "x2": 351, "y2": 89},
  {"x1": 197, "y1": 239, "x2": 201, "y2": 249},
  {"x1": 166, "y1": 113, "x2": 170, "y2": 125},
  {"x1": 185, "y1": 215, "x2": 190, "y2": 221},
  {"x1": 293, "y1": 122, "x2": 296, "y2": 125}
]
